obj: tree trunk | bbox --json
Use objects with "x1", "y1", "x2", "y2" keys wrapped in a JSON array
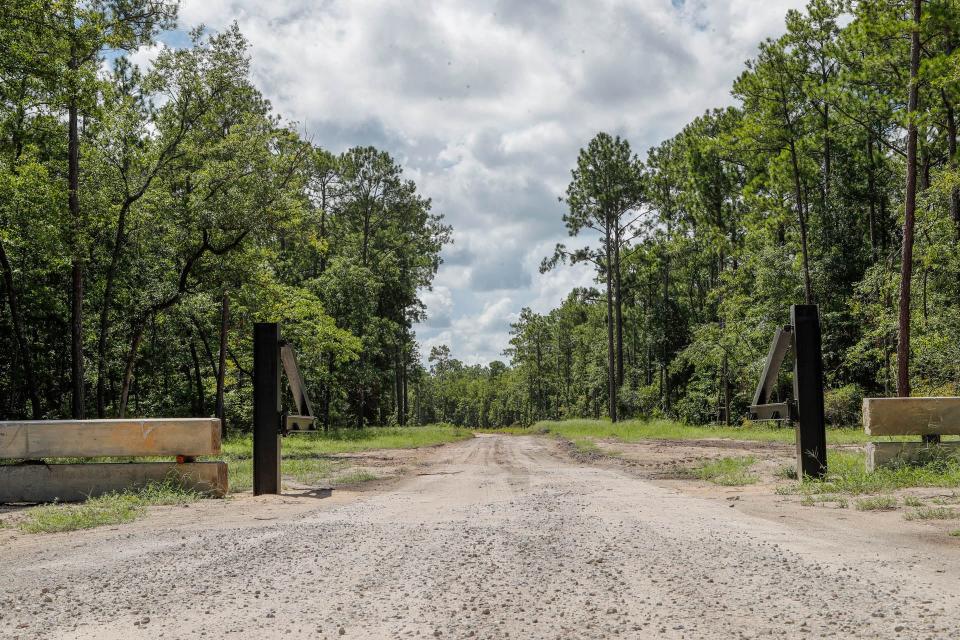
[
  {"x1": 897, "y1": 0, "x2": 922, "y2": 399},
  {"x1": 613, "y1": 226, "x2": 624, "y2": 389},
  {"x1": 189, "y1": 339, "x2": 205, "y2": 415},
  {"x1": 69, "y1": 74, "x2": 84, "y2": 419},
  {"x1": 822, "y1": 102, "x2": 831, "y2": 209},
  {"x1": 401, "y1": 354, "x2": 408, "y2": 425},
  {"x1": 604, "y1": 226, "x2": 617, "y2": 422},
  {"x1": 96, "y1": 202, "x2": 132, "y2": 417},
  {"x1": 395, "y1": 348, "x2": 404, "y2": 426},
  {"x1": 866, "y1": 137, "x2": 878, "y2": 256},
  {"x1": 119, "y1": 324, "x2": 146, "y2": 417},
  {"x1": 662, "y1": 241, "x2": 671, "y2": 413},
  {"x1": 943, "y1": 91, "x2": 959, "y2": 236},
  {"x1": 0, "y1": 240, "x2": 41, "y2": 418},
  {"x1": 722, "y1": 351, "x2": 731, "y2": 426},
  {"x1": 215, "y1": 293, "x2": 229, "y2": 433},
  {"x1": 789, "y1": 139, "x2": 813, "y2": 304}
]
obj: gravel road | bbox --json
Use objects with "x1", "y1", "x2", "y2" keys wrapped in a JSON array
[{"x1": 3, "y1": 434, "x2": 960, "y2": 639}]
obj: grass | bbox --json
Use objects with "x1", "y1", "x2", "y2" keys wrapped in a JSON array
[
  {"x1": 17, "y1": 480, "x2": 201, "y2": 534},
  {"x1": 774, "y1": 464, "x2": 797, "y2": 480},
  {"x1": 222, "y1": 424, "x2": 473, "y2": 459},
  {"x1": 905, "y1": 506, "x2": 960, "y2": 521},
  {"x1": 800, "y1": 494, "x2": 849, "y2": 508},
  {"x1": 222, "y1": 424, "x2": 472, "y2": 493},
  {"x1": 855, "y1": 496, "x2": 898, "y2": 511},
  {"x1": 502, "y1": 418, "x2": 889, "y2": 445},
  {"x1": 904, "y1": 496, "x2": 925, "y2": 507},
  {"x1": 779, "y1": 450, "x2": 960, "y2": 496},
  {"x1": 692, "y1": 456, "x2": 758, "y2": 486},
  {"x1": 334, "y1": 470, "x2": 379, "y2": 485}
]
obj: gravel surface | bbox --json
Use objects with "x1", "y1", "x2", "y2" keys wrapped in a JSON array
[{"x1": 2, "y1": 434, "x2": 960, "y2": 639}]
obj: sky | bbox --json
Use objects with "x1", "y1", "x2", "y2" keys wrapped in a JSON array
[{"x1": 159, "y1": 0, "x2": 807, "y2": 365}]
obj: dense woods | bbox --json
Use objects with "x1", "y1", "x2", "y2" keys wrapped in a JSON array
[
  {"x1": 4, "y1": 0, "x2": 960, "y2": 432},
  {"x1": 412, "y1": 0, "x2": 960, "y2": 428},
  {"x1": 0, "y1": 2, "x2": 449, "y2": 428}
]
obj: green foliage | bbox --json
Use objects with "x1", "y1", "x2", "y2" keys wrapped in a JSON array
[
  {"x1": 783, "y1": 451, "x2": 960, "y2": 496},
  {"x1": 509, "y1": 418, "x2": 872, "y2": 445},
  {"x1": 0, "y1": 8, "x2": 449, "y2": 426},
  {"x1": 415, "y1": 0, "x2": 960, "y2": 428},
  {"x1": 693, "y1": 457, "x2": 759, "y2": 486},
  {"x1": 823, "y1": 384, "x2": 864, "y2": 427},
  {"x1": 905, "y1": 506, "x2": 960, "y2": 521},
  {"x1": 854, "y1": 496, "x2": 897, "y2": 511},
  {"x1": 222, "y1": 425, "x2": 472, "y2": 492},
  {"x1": 17, "y1": 480, "x2": 202, "y2": 534}
]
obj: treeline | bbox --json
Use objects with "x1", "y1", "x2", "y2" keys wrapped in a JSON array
[
  {"x1": 0, "y1": 2, "x2": 450, "y2": 428},
  {"x1": 414, "y1": 0, "x2": 960, "y2": 428}
]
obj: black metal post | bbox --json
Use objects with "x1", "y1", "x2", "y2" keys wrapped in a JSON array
[
  {"x1": 253, "y1": 322, "x2": 281, "y2": 495},
  {"x1": 791, "y1": 305, "x2": 827, "y2": 479}
]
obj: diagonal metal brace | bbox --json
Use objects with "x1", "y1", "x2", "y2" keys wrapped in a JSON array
[{"x1": 751, "y1": 325, "x2": 793, "y2": 407}]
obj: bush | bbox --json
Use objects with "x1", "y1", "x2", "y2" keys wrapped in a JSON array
[{"x1": 823, "y1": 384, "x2": 863, "y2": 427}]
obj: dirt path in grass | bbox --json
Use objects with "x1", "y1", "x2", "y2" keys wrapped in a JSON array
[{"x1": 3, "y1": 434, "x2": 960, "y2": 639}]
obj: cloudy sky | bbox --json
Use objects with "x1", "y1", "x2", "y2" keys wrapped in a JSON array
[{"x1": 165, "y1": 0, "x2": 805, "y2": 365}]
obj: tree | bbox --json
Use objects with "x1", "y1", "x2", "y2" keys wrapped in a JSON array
[
  {"x1": 53, "y1": 0, "x2": 178, "y2": 418},
  {"x1": 897, "y1": 0, "x2": 922, "y2": 397},
  {"x1": 545, "y1": 132, "x2": 644, "y2": 421}
]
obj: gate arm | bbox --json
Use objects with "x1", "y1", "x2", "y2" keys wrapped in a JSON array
[
  {"x1": 751, "y1": 325, "x2": 793, "y2": 406},
  {"x1": 280, "y1": 343, "x2": 314, "y2": 417}
]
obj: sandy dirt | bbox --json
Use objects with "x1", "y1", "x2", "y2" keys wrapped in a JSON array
[{"x1": 2, "y1": 434, "x2": 960, "y2": 639}]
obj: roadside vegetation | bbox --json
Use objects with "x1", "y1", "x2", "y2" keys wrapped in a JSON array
[
  {"x1": 14, "y1": 481, "x2": 202, "y2": 534},
  {"x1": 498, "y1": 418, "x2": 885, "y2": 445},
  {"x1": 223, "y1": 424, "x2": 472, "y2": 492},
  {"x1": 692, "y1": 457, "x2": 758, "y2": 486},
  {"x1": 779, "y1": 451, "x2": 960, "y2": 497}
]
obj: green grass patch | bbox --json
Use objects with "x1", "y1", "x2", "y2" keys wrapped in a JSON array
[
  {"x1": 17, "y1": 481, "x2": 202, "y2": 534},
  {"x1": 782, "y1": 450, "x2": 960, "y2": 496},
  {"x1": 219, "y1": 425, "x2": 470, "y2": 493},
  {"x1": 855, "y1": 496, "x2": 897, "y2": 511},
  {"x1": 334, "y1": 470, "x2": 378, "y2": 485},
  {"x1": 505, "y1": 418, "x2": 887, "y2": 445},
  {"x1": 774, "y1": 464, "x2": 797, "y2": 480},
  {"x1": 904, "y1": 496, "x2": 925, "y2": 507},
  {"x1": 568, "y1": 437, "x2": 621, "y2": 457},
  {"x1": 800, "y1": 494, "x2": 848, "y2": 508},
  {"x1": 692, "y1": 456, "x2": 758, "y2": 486},
  {"x1": 222, "y1": 424, "x2": 472, "y2": 460},
  {"x1": 905, "y1": 506, "x2": 960, "y2": 521}
]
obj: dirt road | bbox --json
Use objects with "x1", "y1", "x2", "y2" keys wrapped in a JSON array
[{"x1": 3, "y1": 434, "x2": 960, "y2": 639}]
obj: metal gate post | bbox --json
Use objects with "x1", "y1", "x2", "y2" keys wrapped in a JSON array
[
  {"x1": 253, "y1": 322, "x2": 281, "y2": 495},
  {"x1": 791, "y1": 305, "x2": 827, "y2": 479}
]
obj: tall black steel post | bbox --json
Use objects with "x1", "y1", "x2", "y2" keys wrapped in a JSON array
[
  {"x1": 791, "y1": 305, "x2": 827, "y2": 479},
  {"x1": 253, "y1": 322, "x2": 281, "y2": 495}
]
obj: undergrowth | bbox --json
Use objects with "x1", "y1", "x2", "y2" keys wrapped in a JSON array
[
  {"x1": 779, "y1": 450, "x2": 960, "y2": 496},
  {"x1": 17, "y1": 480, "x2": 202, "y2": 534},
  {"x1": 222, "y1": 424, "x2": 472, "y2": 492},
  {"x1": 692, "y1": 456, "x2": 758, "y2": 486},
  {"x1": 506, "y1": 419, "x2": 893, "y2": 445}
]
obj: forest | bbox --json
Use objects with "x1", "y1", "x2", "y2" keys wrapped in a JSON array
[
  {"x1": 0, "y1": 2, "x2": 450, "y2": 429},
  {"x1": 2, "y1": 0, "x2": 959, "y2": 432},
  {"x1": 411, "y1": 0, "x2": 960, "y2": 429}
]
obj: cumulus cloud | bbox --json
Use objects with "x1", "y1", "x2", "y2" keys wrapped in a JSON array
[{"x1": 170, "y1": 0, "x2": 805, "y2": 363}]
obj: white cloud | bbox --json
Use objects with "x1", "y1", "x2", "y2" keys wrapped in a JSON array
[{"x1": 173, "y1": 0, "x2": 806, "y2": 363}]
